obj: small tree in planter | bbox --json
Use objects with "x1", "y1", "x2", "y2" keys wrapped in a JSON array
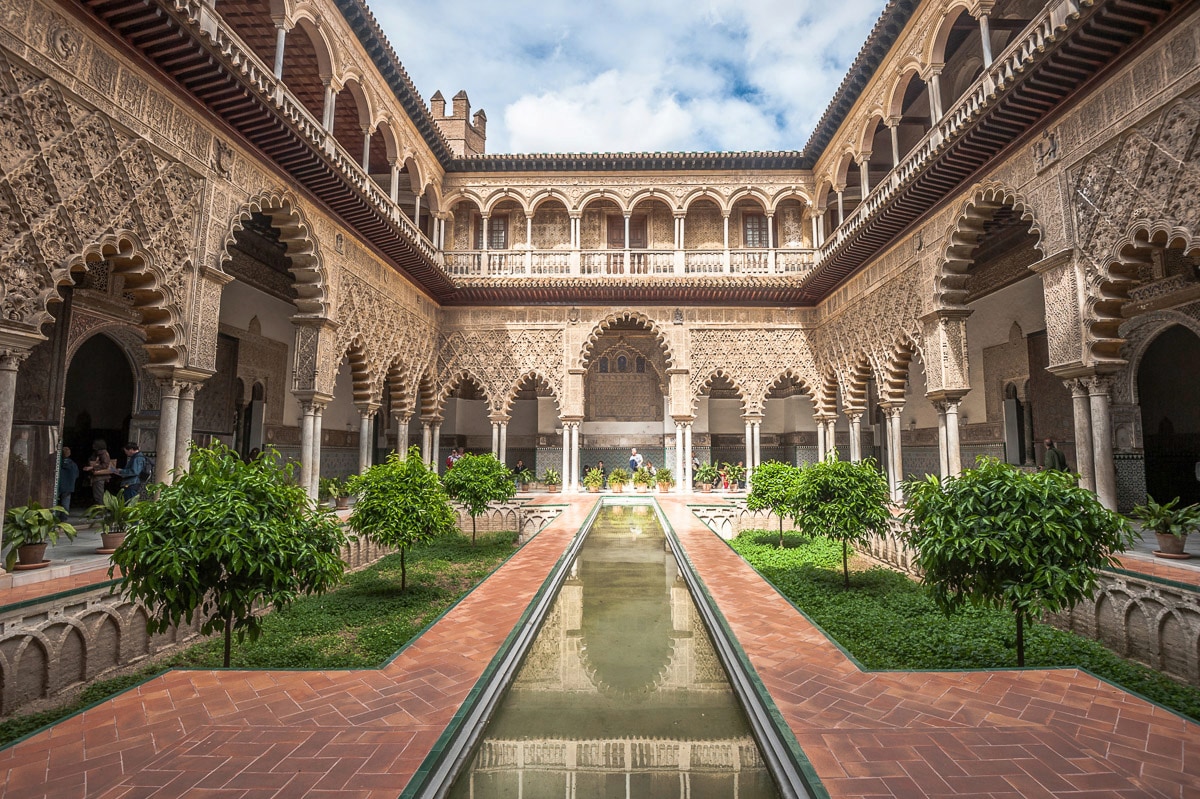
[
  {"x1": 656, "y1": 467, "x2": 674, "y2": 493},
  {"x1": 902, "y1": 457, "x2": 1135, "y2": 666},
  {"x1": 746, "y1": 461, "x2": 802, "y2": 547},
  {"x1": 607, "y1": 466, "x2": 629, "y2": 492},
  {"x1": 632, "y1": 466, "x2": 654, "y2": 492},
  {"x1": 441, "y1": 453, "x2": 516, "y2": 544},
  {"x1": 3, "y1": 502, "x2": 76, "y2": 570},
  {"x1": 541, "y1": 467, "x2": 562, "y2": 493},
  {"x1": 86, "y1": 491, "x2": 138, "y2": 553},
  {"x1": 793, "y1": 455, "x2": 890, "y2": 588},
  {"x1": 112, "y1": 443, "x2": 347, "y2": 667},
  {"x1": 1132, "y1": 495, "x2": 1200, "y2": 558},
  {"x1": 347, "y1": 447, "x2": 457, "y2": 589},
  {"x1": 694, "y1": 462, "x2": 720, "y2": 492},
  {"x1": 583, "y1": 467, "x2": 605, "y2": 493}
]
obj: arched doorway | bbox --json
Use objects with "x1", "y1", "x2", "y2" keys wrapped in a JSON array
[
  {"x1": 63, "y1": 334, "x2": 136, "y2": 507},
  {"x1": 1138, "y1": 326, "x2": 1200, "y2": 505}
]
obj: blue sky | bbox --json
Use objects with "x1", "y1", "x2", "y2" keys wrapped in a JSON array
[{"x1": 374, "y1": 0, "x2": 886, "y2": 154}]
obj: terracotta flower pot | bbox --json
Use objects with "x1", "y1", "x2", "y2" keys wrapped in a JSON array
[
  {"x1": 700, "y1": 484, "x2": 712, "y2": 493},
  {"x1": 16, "y1": 542, "x2": 49, "y2": 569},
  {"x1": 335, "y1": 497, "x2": 351, "y2": 510},
  {"x1": 588, "y1": 486, "x2": 600, "y2": 493},
  {"x1": 1154, "y1": 532, "x2": 1190, "y2": 558},
  {"x1": 658, "y1": 484, "x2": 671, "y2": 493},
  {"x1": 98, "y1": 532, "x2": 126, "y2": 554},
  {"x1": 547, "y1": 484, "x2": 560, "y2": 493}
]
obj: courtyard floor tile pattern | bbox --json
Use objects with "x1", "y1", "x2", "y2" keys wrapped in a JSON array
[{"x1": 1, "y1": 495, "x2": 1198, "y2": 798}]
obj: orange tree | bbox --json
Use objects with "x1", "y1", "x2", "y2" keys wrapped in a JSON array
[
  {"x1": 441, "y1": 453, "x2": 515, "y2": 544},
  {"x1": 902, "y1": 458, "x2": 1134, "y2": 666},
  {"x1": 347, "y1": 447, "x2": 457, "y2": 589},
  {"x1": 112, "y1": 444, "x2": 346, "y2": 667}
]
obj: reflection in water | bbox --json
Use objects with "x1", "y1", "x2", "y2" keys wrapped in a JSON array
[{"x1": 448, "y1": 504, "x2": 780, "y2": 798}]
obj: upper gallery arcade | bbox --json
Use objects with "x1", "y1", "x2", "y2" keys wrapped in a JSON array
[{"x1": 0, "y1": 0, "x2": 1197, "y2": 544}]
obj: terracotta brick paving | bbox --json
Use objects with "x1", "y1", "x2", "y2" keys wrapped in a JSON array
[
  {"x1": 3, "y1": 495, "x2": 1200, "y2": 798},
  {"x1": 657, "y1": 496, "x2": 1200, "y2": 799},
  {"x1": 0, "y1": 568, "x2": 120, "y2": 607},
  {"x1": 0, "y1": 497, "x2": 593, "y2": 799}
]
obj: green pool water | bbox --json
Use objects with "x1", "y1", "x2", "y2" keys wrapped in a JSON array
[{"x1": 447, "y1": 502, "x2": 781, "y2": 798}]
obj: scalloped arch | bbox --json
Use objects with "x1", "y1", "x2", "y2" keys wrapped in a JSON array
[
  {"x1": 693, "y1": 368, "x2": 750, "y2": 415},
  {"x1": 936, "y1": 182, "x2": 1045, "y2": 311},
  {"x1": 501, "y1": 370, "x2": 561, "y2": 417},
  {"x1": 222, "y1": 190, "x2": 329, "y2": 319},
  {"x1": 68, "y1": 232, "x2": 186, "y2": 367},
  {"x1": 578, "y1": 311, "x2": 675, "y2": 370}
]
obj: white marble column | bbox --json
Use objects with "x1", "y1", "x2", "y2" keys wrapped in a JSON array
[
  {"x1": 744, "y1": 419, "x2": 753, "y2": 478},
  {"x1": 1068, "y1": 379, "x2": 1096, "y2": 492},
  {"x1": 846, "y1": 411, "x2": 863, "y2": 462},
  {"x1": 752, "y1": 421, "x2": 761, "y2": 471},
  {"x1": 936, "y1": 402, "x2": 949, "y2": 478},
  {"x1": 570, "y1": 422, "x2": 580, "y2": 492},
  {"x1": 825, "y1": 419, "x2": 838, "y2": 459},
  {"x1": 272, "y1": 23, "x2": 287, "y2": 79},
  {"x1": 816, "y1": 416, "x2": 827, "y2": 461},
  {"x1": 561, "y1": 422, "x2": 572, "y2": 493},
  {"x1": 357, "y1": 407, "x2": 374, "y2": 473},
  {"x1": 945, "y1": 399, "x2": 963, "y2": 477},
  {"x1": 156, "y1": 380, "x2": 181, "y2": 486},
  {"x1": 978, "y1": 13, "x2": 994, "y2": 66},
  {"x1": 299, "y1": 400, "x2": 316, "y2": 495},
  {"x1": 173, "y1": 383, "x2": 197, "y2": 474},
  {"x1": 0, "y1": 348, "x2": 31, "y2": 567},
  {"x1": 684, "y1": 423, "x2": 694, "y2": 490},
  {"x1": 885, "y1": 406, "x2": 905, "y2": 501},
  {"x1": 498, "y1": 420, "x2": 508, "y2": 465},
  {"x1": 311, "y1": 404, "x2": 324, "y2": 497},
  {"x1": 1087, "y1": 376, "x2": 1117, "y2": 510},
  {"x1": 675, "y1": 421, "x2": 685, "y2": 494},
  {"x1": 396, "y1": 414, "x2": 410, "y2": 457},
  {"x1": 421, "y1": 421, "x2": 432, "y2": 466},
  {"x1": 491, "y1": 421, "x2": 500, "y2": 457},
  {"x1": 431, "y1": 423, "x2": 442, "y2": 473}
]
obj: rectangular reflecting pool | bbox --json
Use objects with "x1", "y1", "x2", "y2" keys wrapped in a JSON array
[{"x1": 448, "y1": 502, "x2": 781, "y2": 798}]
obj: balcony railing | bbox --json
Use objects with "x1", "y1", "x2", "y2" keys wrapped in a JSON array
[{"x1": 445, "y1": 248, "x2": 816, "y2": 279}]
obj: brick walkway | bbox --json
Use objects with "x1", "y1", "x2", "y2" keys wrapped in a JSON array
[{"x1": 1, "y1": 496, "x2": 1198, "y2": 798}]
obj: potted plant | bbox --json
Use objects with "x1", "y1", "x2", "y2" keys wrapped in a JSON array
[
  {"x1": 3, "y1": 501, "x2": 77, "y2": 570},
  {"x1": 514, "y1": 467, "x2": 536, "y2": 491},
  {"x1": 583, "y1": 467, "x2": 605, "y2": 493},
  {"x1": 541, "y1": 467, "x2": 561, "y2": 493},
  {"x1": 608, "y1": 466, "x2": 629, "y2": 492},
  {"x1": 319, "y1": 477, "x2": 353, "y2": 509},
  {"x1": 724, "y1": 462, "x2": 746, "y2": 492},
  {"x1": 632, "y1": 466, "x2": 654, "y2": 492},
  {"x1": 87, "y1": 491, "x2": 137, "y2": 553},
  {"x1": 1133, "y1": 495, "x2": 1200, "y2": 559},
  {"x1": 656, "y1": 466, "x2": 674, "y2": 493},
  {"x1": 694, "y1": 462, "x2": 719, "y2": 493}
]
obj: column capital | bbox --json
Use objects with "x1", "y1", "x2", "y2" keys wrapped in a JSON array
[
  {"x1": 741, "y1": 413, "x2": 764, "y2": 423},
  {"x1": 671, "y1": 415, "x2": 696, "y2": 425},
  {"x1": 488, "y1": 412, "x2": 511, "y2": 424},
  {"x1": 356, "y1": 402, "x2": 381, "y2": 416},
  {"x1": 844, "y1": 409, "x2": 864, "y2": 422},
  {"x1": 1084, "y1": 374, "x2": 1114, "y2": 396}
]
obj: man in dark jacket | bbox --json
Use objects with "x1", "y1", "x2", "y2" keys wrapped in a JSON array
[
  {"x1": 1042, "y1": 438, "x2": 1068, "y2": 471},
  {"x1": 118, "y1": 442, "x2": 147, "y2": 501}
]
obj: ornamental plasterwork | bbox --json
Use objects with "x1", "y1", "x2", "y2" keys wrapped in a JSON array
[
  {"x1": 334, "y1": 270, "x2": 437, "y2": 404},
  {"x1": 435, "y1": 327, "x2": 565, "y2": 414},
  {"x1": 688, "y1": 328, "x2": 820, "y2": 416},
  {"x1": 1069, "y1": 93, "x2": 1200, "y2": 364},
  {"x1": 0, "y1": 51, "x2": 201, "y2": 367}
]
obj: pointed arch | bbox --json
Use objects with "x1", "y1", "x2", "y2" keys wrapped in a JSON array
[
  {"x1": 222, "y1": 190, "x2": 329, "y2": 318},
  {"x1": 579, "y1": 311, "x2": 675, "y2": 370}
]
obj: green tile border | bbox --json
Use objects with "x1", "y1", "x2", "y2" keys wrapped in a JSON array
[
  {"x1": 400, "y1": 499, "x2": 604, "y2": 798},
  {"x1": 657, "y1": 501, "x2": 830, "y2": 799}
]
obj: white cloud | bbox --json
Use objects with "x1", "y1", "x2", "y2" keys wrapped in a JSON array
[{"x1": 373, "y1": 0, "x2": 883, "y2": 153}]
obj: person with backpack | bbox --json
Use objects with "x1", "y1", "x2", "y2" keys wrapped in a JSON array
[{"x1": 118, "y1": 442, "x2": 149, "y2": 501}]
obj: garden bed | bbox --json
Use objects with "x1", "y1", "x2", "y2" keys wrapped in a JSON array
[
  {"x1": 731, "y1": 530, "x2": 1200, "y2": 722},
  {"x1": 0, "y1": 531, "x2": 516, "y2": 746}
]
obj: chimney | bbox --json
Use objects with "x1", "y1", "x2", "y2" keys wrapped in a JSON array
[
  {"x1": 431, "y1": 89, "x2": 487, "y2": 157},
  {"x1": 430, "y1": 90, "x2": 445, "y2": 119},
  {"x1": 452, "y1": 90, "x2": 470, "y2": 120}
]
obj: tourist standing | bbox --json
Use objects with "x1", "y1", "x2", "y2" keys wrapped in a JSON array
[
  {"x1": 118, "y1": 442, "x2": 147, "y2": 501},
  {"x1": 58, "y1": 446, "x2": 79, "y2": 517},
  {"x1": 83, "y1": 439, "x2": 114, "y2": 505},
  {"x1": 1042, "y1": 439, "x2": 1068, "y2": 471}
]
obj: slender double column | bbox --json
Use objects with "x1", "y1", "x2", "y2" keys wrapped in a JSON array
[
  {"x1": 675, "y1": 420, "x2": 686, "y2": 493},
  {"x1": 0, "y1": 345, "x2": 32, "y2": 571},
  {"x1": 1086, "y1": 375, "x2": 1117, "y2": 510},
  {"x1": 933, "y1": 397, "x2": 964, "y2": 478},
  {"x1": 845, "y1": 411, "x2": 863, "y2": 462},
  {"x1": 357, "y1": 404, "x2": 379, "y2": 474},
  {"x1": 1066, "y1": 379, "x2": 1096, "y2": 492},
  {"x1": 882, "y1": 405, "x2": 905, "y2": 502}
]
